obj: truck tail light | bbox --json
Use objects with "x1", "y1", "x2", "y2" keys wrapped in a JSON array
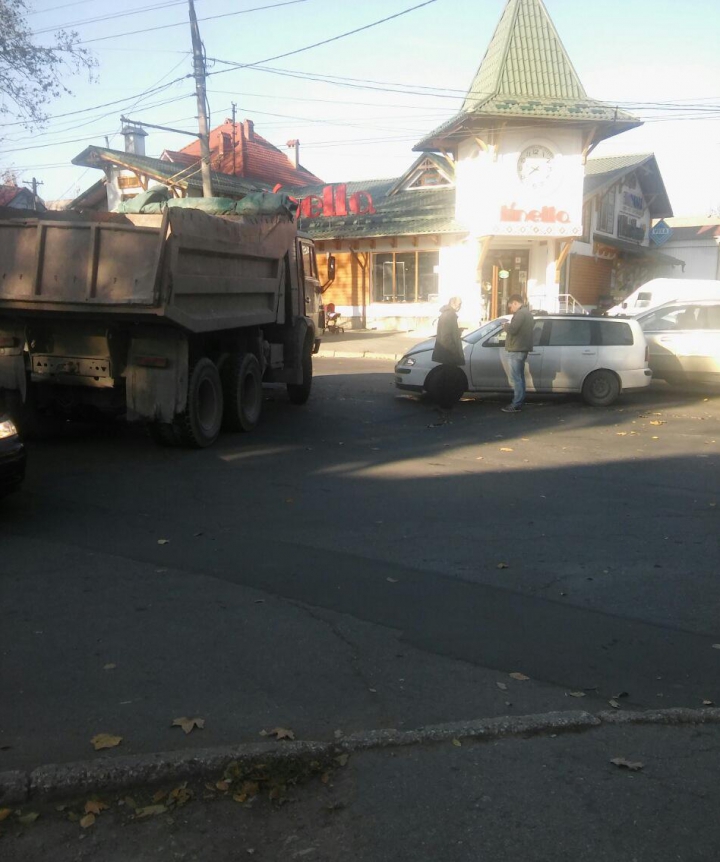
[
  {"x1": 0, "y1": 336, "x2": 17, "y2": 348},
  {"x1": 136, "y1": 356, "x2": 169, "y2": 368}
]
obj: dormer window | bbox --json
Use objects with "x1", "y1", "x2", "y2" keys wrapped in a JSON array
[{"x1": 408, "y1": 168, "x2": 451, "y2": 189}]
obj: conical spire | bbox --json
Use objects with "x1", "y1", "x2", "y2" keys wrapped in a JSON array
[
  {"x1": 462, "y1": 0, "x2": 586, "y2": 112},
  {"x1": 415, "y1": 0, "x2": 640, "y2": 152}
]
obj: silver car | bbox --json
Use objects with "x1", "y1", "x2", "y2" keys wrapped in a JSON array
[
  {"x1": 636, "y1": 300, "x2": 720, "y2": 385},
  {"x1": 395, "y1": 314, "x2": 652, "y2": 407}
]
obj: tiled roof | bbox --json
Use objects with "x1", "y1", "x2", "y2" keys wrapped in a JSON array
[
  {"x1": 583, "y1": 153, "x2": 672, "y2": 218},
  {"x1": 0, "y1": 186, "x2": 32, "y2": 207},
  {"x1": 284, "y1": 178, "x2": 465, "y2": 241},
  {"x1": 72, "y1": 146, "x2": 264, "y2": 197},
  {"x1": 416, "y1": 0, "x2": 640, "y2": 151},
  {"x1": 463, "y1": 0, "x2": 587, "y2": 111},
  {"x1": 177, "y1": 119, "x2": 323, "y2": 188}
]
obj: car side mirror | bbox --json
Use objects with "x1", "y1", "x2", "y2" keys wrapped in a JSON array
[{"x1": 327, "y1": 255, "x2": 336, "y2": 281}]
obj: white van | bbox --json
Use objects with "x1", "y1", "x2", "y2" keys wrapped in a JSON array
[{"x1": 607, "y1": 278, "x2": 720, "y2": 317}]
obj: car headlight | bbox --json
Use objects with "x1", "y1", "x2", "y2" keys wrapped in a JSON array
[
  {"x1": 0, "y1": 418, "x2": 19, "y2": 440},
  {"x1": 400, "y1": 356, "x2": 416, "y2": 367}
]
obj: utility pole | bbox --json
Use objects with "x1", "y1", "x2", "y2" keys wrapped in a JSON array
[
  {"x1": 231, "y1": 101, "x2": 237, "y2": 175},
  {"x1": 188, "y1": 0, "x2": 212, "y2": 197},
  {"x1": 23, "y1": 177, "x2": 43, "y2": 210}
]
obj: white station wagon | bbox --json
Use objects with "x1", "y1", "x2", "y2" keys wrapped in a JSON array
[{"x1": 395, "y1": 314, "x2": 652, "y2": 407}]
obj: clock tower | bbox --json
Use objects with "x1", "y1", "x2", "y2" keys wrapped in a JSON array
[{"x1": 415, "y1": 0, "x2": 641, "y2": 316}]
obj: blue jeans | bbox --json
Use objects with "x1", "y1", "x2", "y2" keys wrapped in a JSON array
[{"x1": 507, "y1": 351, "x2": 528, "y2": 408}]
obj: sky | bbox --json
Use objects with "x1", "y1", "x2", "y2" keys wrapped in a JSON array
[{"x1": 2, "y1": 0, "x2": 720, "y2": 215}]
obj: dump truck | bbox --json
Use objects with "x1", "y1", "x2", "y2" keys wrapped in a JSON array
[{"x1": 0, "y1": 196, "x2": 329, "y2": 447}]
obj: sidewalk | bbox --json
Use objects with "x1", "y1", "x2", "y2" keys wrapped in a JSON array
[
  {"x1": 3, "y1": 712, "x2": 720, "y2": 861},
  {"x1": 316, "y1": 328, "x2": 432, "y2": 361}
]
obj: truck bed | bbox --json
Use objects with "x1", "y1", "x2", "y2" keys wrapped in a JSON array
[{"x1": 0, "y1": 207, "x2": 295, "y2": 332}]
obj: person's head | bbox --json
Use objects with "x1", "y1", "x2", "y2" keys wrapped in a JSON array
[
  {"x1": 448, "y1": 296, "x2": 462, "y2": 312},
  {"x1": 507, "y1": 294, "x2": 524, "y2": 313}
]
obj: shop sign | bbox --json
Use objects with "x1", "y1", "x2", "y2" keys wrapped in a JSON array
[
  {"x1": 649, "y1": 220, "x2": 673, "y2": 246},
  {"x1": 500, "y1": 204, "x2": 571, "y2": 224},
  {"x1": 298, "y1": 184, "x2": 375, "y2": 219}
]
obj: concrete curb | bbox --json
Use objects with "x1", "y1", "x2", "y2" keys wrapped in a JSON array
[
  {"x1": 3, "y1": 707, "x2": 720, "y2": 805},
  {"x1": 316, "y1": 350, "x2": 403, "y2": 361}
]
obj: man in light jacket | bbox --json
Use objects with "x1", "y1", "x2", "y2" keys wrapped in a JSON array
[{"x1": 501, "y1": 294, "x2": 534, "y2": 413}]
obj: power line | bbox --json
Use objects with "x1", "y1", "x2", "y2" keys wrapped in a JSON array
[
  {"x1": 32, "y1": 0, "x2": 193, "y2": 35},
  {"x1": 204, "y1": 0, "x2": 439, "y2": 78},
  {"x1": 77, "y1": 0, "x2": 308, "y2": 45}
]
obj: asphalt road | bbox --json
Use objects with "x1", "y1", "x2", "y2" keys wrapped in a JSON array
[{"x1": 1, "y1": 360, "x2": 719, "y2": 773}]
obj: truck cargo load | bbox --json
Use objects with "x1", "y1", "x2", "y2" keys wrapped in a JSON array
[{"x1": 0, "y1": 199, "x2": 328, "y2": 447}]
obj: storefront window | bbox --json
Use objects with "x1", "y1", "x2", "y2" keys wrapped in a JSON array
[{"x1": 372, "y1": 250, "x2": 439, "y2": 302}]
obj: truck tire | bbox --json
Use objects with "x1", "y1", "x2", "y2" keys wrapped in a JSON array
[
  {"x1": 175, "y1": 358, "x2": 224, "y2": 448},
  {"x1": 287, "y1": 339, "x2": 313, "y2": 405},
  {"x1": 222, "y1": 353, "x2": 262, "y2": 432},
  {"x1": 582, "y1": 369, "x2": 620, "y2": 407}
]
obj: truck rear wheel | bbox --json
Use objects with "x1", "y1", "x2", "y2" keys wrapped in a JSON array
[
  {"x1": 287, "y1": 340, "x2": 313, "y2": 405},
  {"x1": 222, "y1": 353, "x2": 262, "y2": 432},
  {"x1": 175, "y1": 358, "x2": 224, "y2": 448}
]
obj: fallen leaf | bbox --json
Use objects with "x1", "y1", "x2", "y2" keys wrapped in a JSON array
[
  {"x1": 608, "y1": 699, "x2": 621, "y2": 709},
  {"x1": 103, "y1": 663, "x2": 116, "y2": 671},
  {"x1": 713, "y1": 644, "x2": 720, "y2": 650},
  {"x1": 452, "y1": 738, "x2": 462, "y2": 747},
  {"x1": 334, "y1": 730, "x2": 344, "y2": 739},
  {"x1": 91, "y1": 733, "x2": 122, "y2": 751},
  {"x1": 79, "y1": 813, "x2": 96, "y2": 829},
  {"x1": 172, "y1": 716, "x2": 205, "y2": 735},
  {"x1": 215, "y1": 780, "x2": 231, "y2": 792},
  {"x1": 321, "y1": 772, "x2": 331, "y2": 784},
  {"x1": 616, "y1": 432, "x2": 628, "y2": 436},
  {"x1": 500, "y1": 447, "x2": 514, "y2": 452},
  {"x1": 17, "y1": 812, "x2": 39, "y2": 825},
  {"x1": 568, "y1": 691, "x2": 586, "y2": 698},
  {"x1": 134, "y1": 804, "x2": 167, "y2": 819},
  {"x1": 335, "y1": 754, "x2": 349, "y2": 767},
  {"x1": 152, "y1": 789, "x2": 168, "y2": 803},
  {"x1": 267, "y1": 727, "x2": 295, "y2": 740},
  {"x1": 84, "y1": 800, "x2": 108, "y2": 815},
  {"x1": 496, "y1": 682, "x2": 508, "y2": 691},
  {"x1": 497, "y1": 562, "x2": 509, "y2": 569},
  {"x1": 703, "y1": 699, "x2": 715, "y2": 706},
  {"x1": 386, "y1": 578, "x2": 399, "y2": 583},
  {"x1": 170, "y1": 784, "x2": 192, "y2": 806},
  {"x1": 509, "y1": 672, "x2": 530, "y2": 681},
  {"x1": 610, "y1": 757, "x2": 644, "y2": 771},
  {"x1": 157, "y1": 539, "x2": 170, "y2": 545},
  {"x1": 649, "y1": 420, "x2": 666, "y2": 426},
  {"x1": 0, "y1": 808, "x2": 12, "y2": 822},
  {"x1": 122, "y1": 796, "x2": 137, "y2": 809}
]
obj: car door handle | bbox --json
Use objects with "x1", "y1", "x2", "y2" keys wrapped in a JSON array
[{"x1": 581, "y1": 350, "x2": 597, "y2": 355}]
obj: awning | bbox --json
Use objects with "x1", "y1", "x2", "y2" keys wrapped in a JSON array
[{"x1": 593, "y1": 233, "x2": 684, "y2": 266}]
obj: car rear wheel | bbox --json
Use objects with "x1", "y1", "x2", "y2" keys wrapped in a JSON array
[{"x1": 582, "y1": 369, "x2": 620, "y2": 407}]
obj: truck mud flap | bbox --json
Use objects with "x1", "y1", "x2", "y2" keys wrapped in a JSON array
[{"x1": 123, "y1": 336, "x2": 188, "y2": 423}]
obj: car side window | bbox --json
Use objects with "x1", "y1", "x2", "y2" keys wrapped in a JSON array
[
  {"x1": 705, "y1": 306, "x2": 720, "y2": 329},
  {"x1": 639, "y1": 308, "x2": 683, "y2": 332},
  {"x1": 596, "y1": 321, "x2": 634, "y2": 345},
  {"x1": 547, "y1": 319, "x2": 592, "y2": 346},
  {"x1": 483, "y1": 329, "x2": 507, "y2": 347}
]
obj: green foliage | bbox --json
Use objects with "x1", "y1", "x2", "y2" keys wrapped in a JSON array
[{"x1": 0, "y1": 0, "x2": 97, "y2": 128}]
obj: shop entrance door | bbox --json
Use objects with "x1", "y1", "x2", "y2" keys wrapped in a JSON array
[{"x1": 484, "y1": 251, "x2": 529, "y2": 318}]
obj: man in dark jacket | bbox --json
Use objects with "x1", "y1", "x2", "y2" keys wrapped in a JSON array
[
  {"x1": 501, "y1": 294, "x2": 534, "y2": 413},
  {"x1": 430, "y1": 296, "x2": 465, "y2": 411},
  {"x1": 432, "y1": 296, "x2": 465, "y2": 367}
]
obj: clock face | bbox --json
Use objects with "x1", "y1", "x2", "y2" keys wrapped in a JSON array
[{"x1": 517, "y1": 145, "x2": 555, "y2": 188}]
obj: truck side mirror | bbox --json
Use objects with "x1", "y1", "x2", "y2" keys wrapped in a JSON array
[{"x1": 327, "y1": 255, "x2": 336, "y2": 281}]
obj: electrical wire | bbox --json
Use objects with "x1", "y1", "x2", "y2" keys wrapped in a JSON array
[
  {"x1": 76, "y1": 0, "x2": 308, "y2": 45},
  {"x1": 32, "y1": 0, "x2": 194, "y2": 35}
]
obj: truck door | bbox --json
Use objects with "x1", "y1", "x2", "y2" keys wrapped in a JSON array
[{"x1": 299, "y1": 240, "x2": 321, "y2": 326}]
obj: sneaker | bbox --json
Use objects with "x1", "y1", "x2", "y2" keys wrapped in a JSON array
[{"x1": 501, "y1": 405, "x2": 521, "y2": 413}]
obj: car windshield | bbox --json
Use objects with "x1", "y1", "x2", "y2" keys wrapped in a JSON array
[{"x1": 462, "y1": 318, "x2": 506, "y2": 345}]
